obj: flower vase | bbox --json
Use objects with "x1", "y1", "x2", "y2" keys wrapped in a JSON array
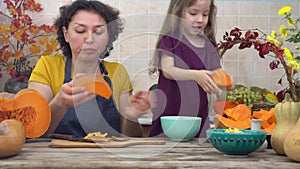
[{"x1": 4, "y1": 77, "x2": 28, "y2": 94}]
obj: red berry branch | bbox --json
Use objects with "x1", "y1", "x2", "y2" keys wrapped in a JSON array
[{"x1": 217, "y1": 27, "x2": 298, "y2": 102}]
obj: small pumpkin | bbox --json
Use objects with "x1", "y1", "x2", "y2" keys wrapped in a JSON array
[
  {"x1": 284, "y1": 116, "x2": 300, "y2": 162},
  {"x1": 210, "y1": 69, "x2": 233, "y2": 90},
  {"x1": 0, "y1": 89, "x2": 51, "y2": 138},
  {"x1": 74, "y1": 75, "x2": 112, "y2": 99},
  {"x1": 271, "y1": 94, "x2": 300, "y2": 155},
  {"x1": 0, "y1": 119, "x2": 26, "y2": 158}
]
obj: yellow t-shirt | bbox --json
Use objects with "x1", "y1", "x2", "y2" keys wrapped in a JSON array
[{"x1": 29, "y1": 53, "x2": 133, "y2": 109}]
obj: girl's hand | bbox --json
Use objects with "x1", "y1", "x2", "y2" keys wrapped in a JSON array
[
  {"x1": 130, "y1": 91, "x2": 151, "y2": 112},
  {"x1": 192, "y1": 70, "x2": 221, "y2": 94},
  {"x1": 58, "y1": 75, "x2": 96, "y2": 108}
]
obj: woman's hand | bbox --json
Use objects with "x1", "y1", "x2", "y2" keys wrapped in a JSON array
[
  {"x1": 57, "y1": 75, "x2": 96, "y2": 108},
  {"x1": 120, "y1": 91, "x2": 151, "y2": 121},
  {"x1": 130, "y1": 91, "x2": 151, "y2": 112},
  {"x1": 192, "y1": 70, "x2": 221, "y2": 94}
]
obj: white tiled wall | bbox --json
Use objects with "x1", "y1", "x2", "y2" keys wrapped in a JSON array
[{"x1": 1, "y1": 0, "x2": 299, "y2": 93}]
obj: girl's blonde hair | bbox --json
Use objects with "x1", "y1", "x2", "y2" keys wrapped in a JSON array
[{"x1": 149, "y1": 0, "x2": 217, "y2": 75}]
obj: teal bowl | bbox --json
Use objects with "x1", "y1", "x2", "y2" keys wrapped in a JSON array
[
  {"x1": 206, "y1": 129, "x2": 267, "y2": 156},
  {"x1": 161, "y1": 116, "x2": 201, "y2": 142}
]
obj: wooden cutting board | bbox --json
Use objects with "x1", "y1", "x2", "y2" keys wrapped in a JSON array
[{"x1": 49, "y1": 139, "x2": 166, "y2": 148}]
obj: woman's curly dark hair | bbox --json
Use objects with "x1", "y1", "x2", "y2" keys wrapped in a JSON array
[{"x1": 54, "y1": 0, "x2": 124, "y2": 58}]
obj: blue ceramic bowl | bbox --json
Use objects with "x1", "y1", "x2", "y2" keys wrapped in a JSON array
[
  {"x1": 206, "y1": 129, "x2": 267, "y2": 156},
  {"x1": 161, "y1": 116, "x2": 201, "y2": 142}
]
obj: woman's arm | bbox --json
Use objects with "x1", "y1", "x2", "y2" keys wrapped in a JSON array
[
  {"x1": 160, "y1": 54, "x2": 221, "y2": 94},
  {"x1": 28, "y1": 81, "x2": 64, "y2": 134},
  {"x1": 119, "y1": 92, "x2": 152, "y2": 137},
  {"x1": 28, "y1": 78, "x2": 95, "y2": 134}
]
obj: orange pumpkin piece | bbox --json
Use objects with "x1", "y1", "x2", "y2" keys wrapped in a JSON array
[
  {"x1": 0, "y1": 89, "x2": 51, "y2": 138},
  {"x1": 252, "y1": 110, "x2": 263, "y2": 119},
  {"x1": 214, "y1": 114, "x2": 251, "y2": 129},
  {"x1": 262, "y1": 122, "x2": 276, "y2": 135},
  {"x1": 224, "y1": 104, "x2": 251, "y2": 121},
  {"x1": 266, "y1": 108, "x2": 276, "y2": 124},
  {"x1": 74, "y1": 75, "x2": 112, "y2": 99},
  {"x1": 210, "y1": 69, "x2": 233, "y2": 90},
  {"x1": 252, "y1": 108, "x2": 276, "y2": 129},
  {"x1": 213, "y1": 100, "x2": 237, "y2": 115}
]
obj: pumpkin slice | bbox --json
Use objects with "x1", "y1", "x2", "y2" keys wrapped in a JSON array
[
  {"x1": 210, "y1": 69, "x2": 233, "y2": 90},
  {"x1": 252, "y1": 110, "x2": 263, "y2": 119},
  {"x1": 74, "y1": 75, "x2": 112, "y2": 99},
  {"x1": 224, "y1": 104, "x2": 251, "y2": 121},
  {"x1": 252, "y1": 108, "x2": 276, "y2": 129},
  {"x1": 213, "y1": 100, "x2": 237, "y2": 115},
  {"x1": 0, "y1": 89, "x2": 51, "y2": 138},
  {"x1": 214, "y1": 114, "x2": 251, "y2": 129},
  {"x1": 262, "y1": 122, "x2": 276, "y2": 135}
]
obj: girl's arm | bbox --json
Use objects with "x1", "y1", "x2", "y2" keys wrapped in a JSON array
[{"x1": 160, "y1": 54, "x2": 221, "y2": 94}]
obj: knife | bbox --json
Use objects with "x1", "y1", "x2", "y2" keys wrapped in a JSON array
[{"x1": 48, "y1": 133, "x2": 92, "y2": 142}]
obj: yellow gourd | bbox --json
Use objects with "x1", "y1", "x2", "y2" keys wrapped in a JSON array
[
  {"x1": 271, "y1": 94, "x2": 300, "y2": 155},
  {"x1": 284, "y1": 117, "x2": 300, "y2": 162}
]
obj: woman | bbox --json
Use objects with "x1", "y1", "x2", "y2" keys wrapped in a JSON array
[{"x1": 28, "y1": 0, "x2": 150, "y2": 137}]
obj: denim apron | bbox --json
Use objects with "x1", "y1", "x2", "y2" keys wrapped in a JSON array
[{"x1": 54, "y1": 57, "x2": 121, "y2": 137}]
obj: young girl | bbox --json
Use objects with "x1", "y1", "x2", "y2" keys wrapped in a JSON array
[{"x1": 149, "y1": 0, "x2": 222, "y2": 138}]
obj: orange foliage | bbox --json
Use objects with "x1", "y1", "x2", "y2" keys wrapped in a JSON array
[{"x1": 0, "y1": 0, "x2": 58, "y2": 79}]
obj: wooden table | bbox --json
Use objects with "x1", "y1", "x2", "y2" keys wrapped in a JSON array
[{"x1": 1, "y1": 138, "x2": 299, "y2": 169}]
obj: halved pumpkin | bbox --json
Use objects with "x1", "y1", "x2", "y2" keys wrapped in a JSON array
[
  {"x1": 74, "y1": 75, "x2": 112, "y2": 99},
  {"x1": 0, "y1": 89, "x2": 51, "y2": 138}
]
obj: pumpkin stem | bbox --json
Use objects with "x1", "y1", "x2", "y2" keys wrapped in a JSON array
[{"x1": 283, "y1": 93, "x2": 292, "y2": 102}]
